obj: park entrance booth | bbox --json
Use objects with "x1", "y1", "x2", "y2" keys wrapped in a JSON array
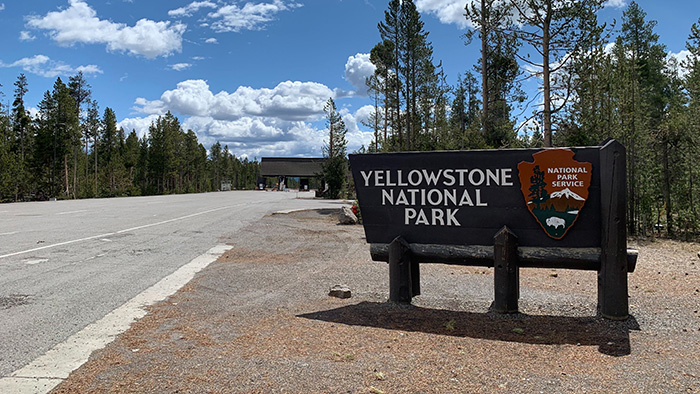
[
  {"x1": 260, "y1": 157, "x2": 324, "y2": 191},
  {"x1": 350, "y1": 140, "x2": 637, "y2": 320}
]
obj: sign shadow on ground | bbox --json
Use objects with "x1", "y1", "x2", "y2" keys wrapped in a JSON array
[{"x1": 298, "y1": 301, "x2": 640, "y2": 357}]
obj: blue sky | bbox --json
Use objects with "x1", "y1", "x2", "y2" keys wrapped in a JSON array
[{"x1": 0, "y1": 0, "x2": 698, "y2": 159}]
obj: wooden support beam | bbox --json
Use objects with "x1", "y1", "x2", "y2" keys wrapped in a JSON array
[
  {"x1": 598, "y1": 140, "x2": 629, "y2": 320},
  {"x1": 388, "y1": 236, "x2": 413, "y2": 303},
  {"x1": 371, "y1": 243, "x2": 638, "y2": 272},
  {"x1": 493, "y1": 227, "x2": 519, "y2": 313}
]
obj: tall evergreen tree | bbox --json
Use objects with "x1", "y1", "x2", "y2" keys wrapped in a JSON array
[
  {"x1": 466, "y1": 0, "x2": 522, "y2": 147},
  {"x1": 369, "y1": 39, "x2": 399, "y2": 150},
  {"x1": 11, "y1": 74, "x2": 33, "y2": 200},
  {"x1": 69, "y1": 72, "x2": 92, "y2": 196},
  {"x1": 85, "y1": 101, "x2": 101, "y2": 196},
  {"x1": 321, "y1": 98, "x2": 348, "y2": 199},
  {"x1": 507, "y1": 0, "x2": 604, "y2": 147},
  {"x1": 616, "y1": 1, "x2": 668, "y2": 235},
  {"x1": 376, "y1": 0, "x2": 438, "y2": 151},
  {"x1": 0, "y1": 96, "x2": 17, "y2": 201},
  {"x1": 100, "y1": 107, "x2": 120, "y2": 195},
  {"x1": 378, "y1": 0, "x2": 404, "y2": 149},
  {"x1": 12, "y1": 74, "x2": 31, "y2": 161}
]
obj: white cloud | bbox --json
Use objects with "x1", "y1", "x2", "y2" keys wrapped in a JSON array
[
  {"x1": 353, "y1": 105, "x2": 376, "y2": 126},
  {"x1": 117, "y1": 114, "x2": 161, "y2": 139},
  {"x1": 207, "y1": 0, "x2": 303, "y2": 33},
  {"x1": 0, "y1": 4, "x2": 5, "y2": 11},
  {"x1": 19, "y1": 31, "x2": 35, "y2": 41},
  {"x1": 75, "y1": 64, "x2": 103, "y2": 74},
  {"x1": 339, "y1": 106, "x2": 378, "y2": 152},
  {"x1": 603, "y1": 0, "x2": 627, "y2": 9},
  {"x1": 134, "y1": 79, "x2": 334, "y2": 122},
  {"x1": 168, "y1": 1, "x2": 217, "y2": 17},
  {"x1": 169, "y1": 62, "x2": 192, "y2": 71},
  {"x1": 415, "y1": 0, "x2": 471, "y2": 29},
  {"x1": 27, "y1": 106, "x2": 40, "y2": 119},
  {"x1": 123, "y1": 78, "x2": 378, "y2": 158},
  {"x1": 205, "y1": 37, "x2": 218, "y2": 44},
  {"x1": 170, "y1": 115, "x2": 327, "y2": 158},
  {"x1": 26, "y1": 0, "x2": 186, "y2": 58},
  {"x1": 344, "y1": 53, "x2": 376, "y2": 96},
  {"x1": 0, "y1": 54, "x2": 103, "y2": 78},
  {"x1": 668, "y1": 49, "x2": 693, "y2": 78}
]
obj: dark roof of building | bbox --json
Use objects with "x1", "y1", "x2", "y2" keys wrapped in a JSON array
[{"x1": 260, "y1": 157, "x2": 324, "y2": 177}]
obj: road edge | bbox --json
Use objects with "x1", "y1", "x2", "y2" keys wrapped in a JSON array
[{"x1": 0, "y1": 244, "x2": 232, "y2": 394}]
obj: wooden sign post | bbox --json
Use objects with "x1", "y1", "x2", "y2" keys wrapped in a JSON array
[{"x1": 350, "y1": 140, "x2": 636, "y2": 320}]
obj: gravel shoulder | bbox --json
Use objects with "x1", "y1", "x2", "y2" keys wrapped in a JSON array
[{"x1": 52, "y1": 209, "x2": 700, "y2": 393}]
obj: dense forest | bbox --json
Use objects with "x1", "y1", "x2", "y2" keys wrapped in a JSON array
[
  {"x1": 1, "y1": 0, "x2": 700, "y2": 241},
  {"x1": 0, "y1": 73, "x2": 260, "y2": 202},
  {"x1": 360, "y1": 0, "x2": 700, "y2": 240}
]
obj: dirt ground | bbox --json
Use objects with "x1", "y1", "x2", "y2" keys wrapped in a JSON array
[{"x1": 52, "y1": 209, "x2": 700, "y2": 393}]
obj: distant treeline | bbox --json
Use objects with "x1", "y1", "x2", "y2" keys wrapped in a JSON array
[{"x1": 0, "y1": 74, "x2": 259, "y2": 202}]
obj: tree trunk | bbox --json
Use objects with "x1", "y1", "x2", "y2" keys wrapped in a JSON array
[
  {"x1": 662, "y1": 140, "x2": 673, "y2": 236},
  {"x1": 542, "y1": 1, "x2": 553, "y2": 147},
  {"x1": 85, "y1": 133, "x2": 89, "y2": 194},
  {"x1": 481, "y1": 0, "x2": 489, "y2": 137},
  {"x1": 94, "y1": 137, "x2": 98, "y2": 197},
  {"x1": 64, "y1": 155, "x2": 70, "y2": 197},
  {"x1": 73, "y1": 145, "x2": 78, "y2": 199}
]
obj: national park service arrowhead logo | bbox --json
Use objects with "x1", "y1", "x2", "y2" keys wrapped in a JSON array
[{"x1": 517, "y1": 149, "x2": 592, "y2": 240}]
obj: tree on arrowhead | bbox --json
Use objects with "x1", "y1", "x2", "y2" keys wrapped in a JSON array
[{"x1": 528, "y1": 165, "x2": 549, "y2": 208}]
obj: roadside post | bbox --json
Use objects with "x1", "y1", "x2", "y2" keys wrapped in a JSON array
[{"x1": 349, "y1": 139, "x2": 637, "y2": 320}]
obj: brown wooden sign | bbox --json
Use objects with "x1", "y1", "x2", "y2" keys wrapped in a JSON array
[
  {"x1": 349, "y1": 140, "x2": 632, "y2": 320},
  {"x1": 349, "y1": 147, "x2": 602, "y2": 248}
]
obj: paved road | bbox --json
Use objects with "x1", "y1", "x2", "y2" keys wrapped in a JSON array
[{"x1": 0, "y1": 191, "x2": 346, "y2": 378}]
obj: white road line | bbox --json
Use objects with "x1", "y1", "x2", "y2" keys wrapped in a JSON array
[
  {"x1": 0, "y1": 205, "x2": 238, "y2": 260},
  {"x1": 0, "y1": 244, "x2": 232, "y2": 394},
  {"x1": 24, "y1": 259, "x2": 49, "y2": 265},
  {"x1": 56, "y1": 210, "x2": 88, "y2": 215},
  {"x1": 0, "y1": 231, "x2": 18, "y2": 236}
]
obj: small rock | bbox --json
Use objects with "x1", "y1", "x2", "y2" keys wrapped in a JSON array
[
  {"x1": 329, "y1": 284, "x2": 351, "y2": 299},
  {"x1": 338, "y1": 206, "x2": 358, "y2": 225},
  {"x1": 697, "y1": 251, "x2": 700, "y2": 259}
]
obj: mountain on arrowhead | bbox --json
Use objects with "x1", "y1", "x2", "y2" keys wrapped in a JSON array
[
  {"x1": 542, "y1": 188, "x2": 586, "y2": 211},
  {"x1": 550, "y1": 188, "x2": 585, "y2": 201}
]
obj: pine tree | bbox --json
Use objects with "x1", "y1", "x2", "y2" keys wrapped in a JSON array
[
  {"x1": 615, "y1": 1, "x2": 668, "y2": 235},
  {"x1": 209, "y1": 141, "x2": 223, "y2": 191},
  {"x1": 677, "y1": 18, "x2": 700, "y2": 237},
  {"x1": 369, "y1": 39, "x2": 399, "y2": 150},
  {"x1": 0, "y1": 97, "x2": 17, "y2": 201},
  {"x1": 465, "y1": 0, "x2": 522, "y2": 148},
  {"x1": 85, "y1": 101, "x2": 101, "y2": 196},
  {"x1": 378, "y1": 0, "x2": 404, "y2": 149},
  {"x1": 69, "y1": 72, "x2": 92, "y2": 197},
  {"x1": 12, "y1": 74, "x2": 33, "y2": 200},
  {"x1": 53, "y1": 78, "x2": 80, "y2": 198},
  {"x1": 376, "y1": 0, "x2": 438, "y2": 151},
  {"x1": 100, "y1": 107, "x2": 119, "y2": 195},
  {"x1": 506, "y1": 0, "x2": 604, "y2": 147},
  {"x1": 12, "y1": 74, "x2": 31, "y2": 161},
  {"x1": 557, "y1": 10, "x2": 612, "y2": 147},
  {"x1": 321, "y1": 98, "x2": 348, "y2": 199}
]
